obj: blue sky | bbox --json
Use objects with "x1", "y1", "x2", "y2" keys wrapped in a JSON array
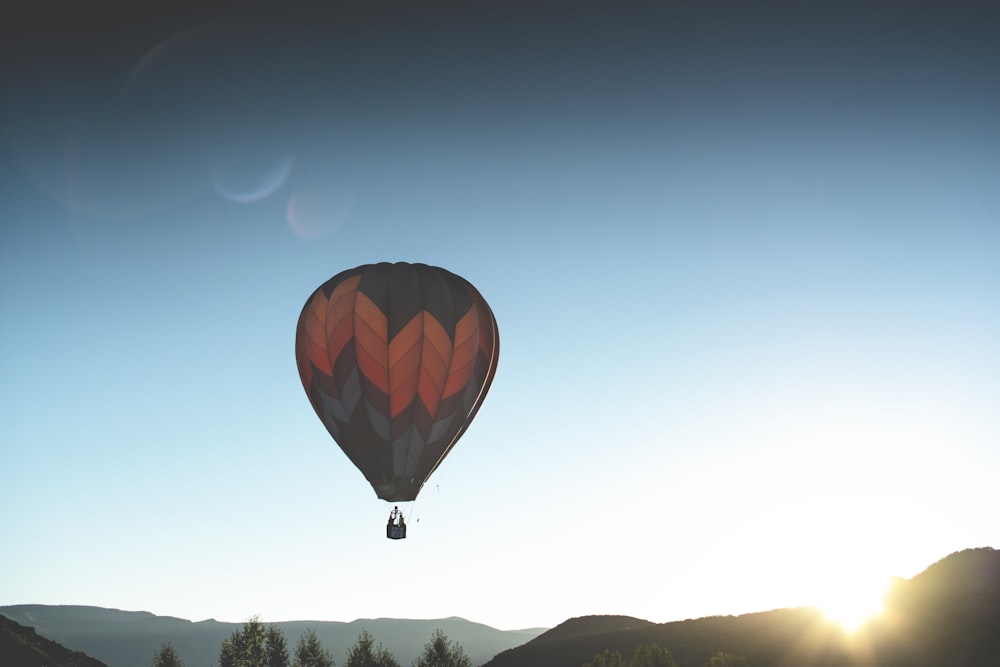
[{"x1": 2, "y1": 0, "x2": 998, "y2": 631}]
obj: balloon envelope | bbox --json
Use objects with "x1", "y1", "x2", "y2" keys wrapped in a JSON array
[{"x1": 295, "y1": 262, "x2": 499, "y2": 501}]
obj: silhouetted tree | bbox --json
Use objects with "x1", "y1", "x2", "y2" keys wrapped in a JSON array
[
  {"x1": 582, "y1": 649, "x2": 627, "y2": 667},
  {"x1": 703, "y1": 652, "x2": 749, "y2": 667},
  {"x1": 268, "y1": 624, "x2": 290, "y2": 667},
  {"x1": 630, "y1": 643, "x2": 677, "y2": 667},
  {"x1": 152, "y1": 642, "x2": 184, "y2": 667},
  {"x1": 219, "y1": 616, "x2": 289, "y2": 667},
  {"x1": 412, "y1": 629, "x2": 471, "y2": 667},
  {"x1": 343, "y1": 629, "x2": 399, "y2": 667},
  {"x1": 293, "y1": 628, "x2": 334, "y2": 667}
]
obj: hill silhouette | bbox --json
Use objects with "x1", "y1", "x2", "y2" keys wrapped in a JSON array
[
  {"x1": 4, "y1": 548, "x2": 997, "y2": 667},
  {"x1": 867, "y1": 546, "x2": 1000, "y2": 667},
  {"x1": 484, "y1": 547, "x2": 1000, "y2": 667},
  {"x1": 0, "y1": 613, "x2": 107, "y2": 667},
  {"x1": 0, "y1": 607, "x2": 543, "y2": 667}
]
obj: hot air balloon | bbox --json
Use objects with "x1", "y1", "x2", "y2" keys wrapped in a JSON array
[{"x1": 295, "y1": 262, "x2": 499, "y2": 538}]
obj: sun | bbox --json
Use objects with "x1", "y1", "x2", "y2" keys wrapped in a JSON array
[{"x1": 818, "y1": 575, "x2": 891, "y2": 632}]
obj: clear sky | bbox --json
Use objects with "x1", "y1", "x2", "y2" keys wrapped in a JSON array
[{"x1": 2, "y1": 0, "x2": 998, "y2": 632}]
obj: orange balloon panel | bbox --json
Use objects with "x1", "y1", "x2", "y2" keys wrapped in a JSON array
[{"x1": 295, "y1": 262, "x2": 499, "y2": 501}]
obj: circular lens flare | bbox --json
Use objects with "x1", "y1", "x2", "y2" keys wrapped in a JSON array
[
  {"x1": 211, "y1": 153, "x2": 294, "y2": 204},
  {"x1": 286, "y1": 187, "x2": 355, "y2": 239}
]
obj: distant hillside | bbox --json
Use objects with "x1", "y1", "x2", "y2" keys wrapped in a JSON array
[
  {"x1": 6, "y1": 548, "x2": 997, "y2": 667},
  {"x1": 486, "y1": 607, "x2": 846, "y2": 667},
  {"x1": 484, "y1": 547, "x2": 1000, "y2": 667},
  {"x1": 868, "y1": 546, "x2": 1000, "y2": 667},
  {"x1": 0, "y1": 613, "x2": 107, "y2": 667},
  {"x1": 530, "y1": 616, "x2": 657, "y2": 644},
  {"x1": 0, "y1": 607, "x2": 545, "y2": 667}
]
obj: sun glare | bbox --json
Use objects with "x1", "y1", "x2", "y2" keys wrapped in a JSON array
[{"x1": 819, "y1": 576, "x2": 891, "y2": 632}]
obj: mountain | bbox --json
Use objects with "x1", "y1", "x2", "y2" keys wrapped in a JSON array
[
  {"x1": 0, "y1": 607, "x2": 545, "y2": 667},
  {"x1": 484, "y1": 547, "x2": 1000, "y2": 667},
  {"x1": 0, "y1": 613, "x2": 108, "y2": 667},
  {"x1": 5, "y1": 547, "x2": 997, "y2": 667},
  {"x1": 485, "y1": 608, "x2": 847, "y2": 667},
  {"x1": 868, "y1": 546, "x2": 1000, "y2": 667}
]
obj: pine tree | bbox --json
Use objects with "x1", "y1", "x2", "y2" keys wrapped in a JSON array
[
  {"x1": 343, "y1": 629, "x2": 399, "y2": 667},
  {"x1": 152, "y1": 642, "x2": 184, "y2": 667},
  {"x1": 412, "y1": 629, "x2": 472, "y2": 667},
  {"x1": 630, "y1": 643, "x2": 678, "y2": 667},
  {"x1": 267, "y1": 624, "x2": 290, "y2": 667},
  {"x1": 218, "y1": 616, "x2": 289, "y2": 667},
  {"x1": 293, "y1": 628, "x2": 335, "y2": 667}
]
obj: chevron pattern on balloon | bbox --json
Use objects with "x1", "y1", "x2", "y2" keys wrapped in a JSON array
[{"x1": 296, "y1": 262, "x2": 499, "y2": 502}]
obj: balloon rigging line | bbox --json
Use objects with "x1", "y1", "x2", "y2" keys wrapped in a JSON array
[{"x1": 406, "y1": 494, "x2": 419, "y2": 523}]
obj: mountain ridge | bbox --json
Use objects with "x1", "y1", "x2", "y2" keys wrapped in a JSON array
[
  {"x1": 0, "y1": 606, "x2": 544, "y2": 667},
  {"x1": 4, "y1": 547, "x2": 997, "y2": 667},
  {"x1": 0, "y1": 614, "x2": 108, "y2": 667},
  {"x1": 484, "y1": 547, "x2": 1000, "y2": 667}
]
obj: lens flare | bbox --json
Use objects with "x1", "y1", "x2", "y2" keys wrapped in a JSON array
[
  {"x1": 819, "y1": 575, "x2": 891, "y2": 632},
  {"x1": 285, "y1": 187, "x2": 355, "y2": 239},
  {"x1": 211, "y1": 153, "x2": 294, "y2": 204}
]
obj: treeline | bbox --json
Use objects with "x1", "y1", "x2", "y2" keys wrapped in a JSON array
[
  {"x1": 581, "y1": 643, "x2": 749, "y2": 667},
  {"x1": 151, "y1": 616, "x2": 472, "y2": 667}
]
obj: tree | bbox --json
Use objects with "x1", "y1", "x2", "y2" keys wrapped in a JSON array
[
  {"x1": 152, "y1": 642, "x2": 184, "y2": 667},
  {"x1": 221, "y1": 637, "x2": 237, "y2": 667},
  {"x1": 412, "y1": 629, "x2": 472, "y2": 667},
  {"x1": 293, "y1": 628, "x2": 335, "y2": 667},
  {"x1": 268, "y1": 624, "x2": 290, "y2": 667},
  {"x1": 343, "y1": 629, "x2": 399, "y2": 667},
  {"x1": 219, "y1": 616, "x2": 289, "y2": 667},
  {"x1": 703, "y1": 652, "x2": 749, "y2": 667},
  {"x1": 630, "y1": 643, "x2": 677, "y2": 667},
  {"x1": 582, "y1": 649, "x2": 627, "y2": 667}
]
